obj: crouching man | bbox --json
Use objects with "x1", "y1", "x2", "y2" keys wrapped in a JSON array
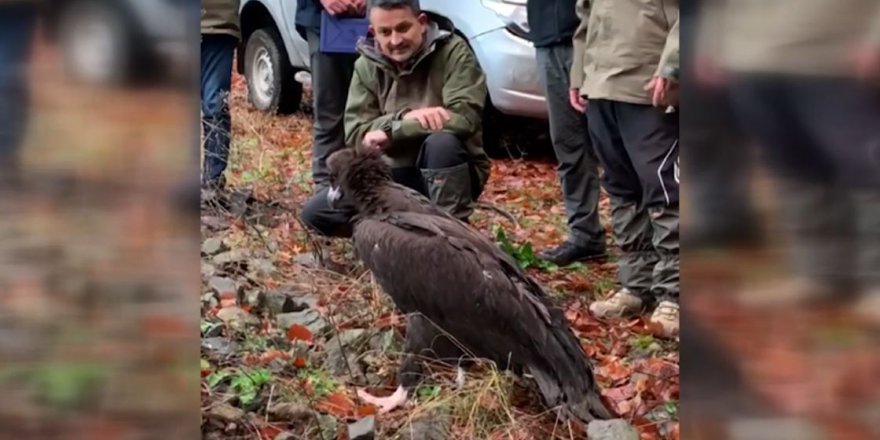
[{"x1": 301, "y1": 0, "x2": 491, "y2": 237}]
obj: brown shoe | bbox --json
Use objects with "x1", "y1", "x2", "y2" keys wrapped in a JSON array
[{"x1": 649, "y1": 301, "x2": 680, "y2": 339}]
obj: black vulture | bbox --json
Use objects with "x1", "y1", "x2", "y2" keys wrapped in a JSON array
[{"x1": 326, "y1": 148, "x2": 614, "y2": 422}]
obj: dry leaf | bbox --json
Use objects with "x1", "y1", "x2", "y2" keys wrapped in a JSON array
[{"x1": 287, "y1": 324, "x2": 314, "y2": 344}]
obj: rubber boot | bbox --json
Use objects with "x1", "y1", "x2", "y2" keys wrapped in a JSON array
[{"x1": 421, "y1": 163, "x2": 474, "y2": 222}]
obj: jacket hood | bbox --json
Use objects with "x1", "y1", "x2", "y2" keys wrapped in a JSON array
[{"x1": 356, "y1": 12, "x2": 456, "y2": 74}]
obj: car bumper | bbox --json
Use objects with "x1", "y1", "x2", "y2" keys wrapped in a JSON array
[{"x1": 470, "y1": 28, "x2": 547, "y2": 119}]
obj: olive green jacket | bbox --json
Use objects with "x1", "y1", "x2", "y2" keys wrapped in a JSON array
[
  {"x1": 201, "y1": 0, "x2": 241, "y2": 39},
  {"x1": 344, "y1": 18, "x2": 490, "y2": 188},
  {"x1": 697, "y1": 0, "x2": 880, "y2": 77},
  {"x1": 571, "y1": 0, "x2": 679, "y2": 105}
]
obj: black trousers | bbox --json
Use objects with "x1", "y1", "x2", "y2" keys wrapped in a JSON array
[
  {"x1": 300, "y1": 132, "x2": 471, "y2": 237},
  {"x1": 586, "y1": 100, "x2": 679, "y2": 208}
]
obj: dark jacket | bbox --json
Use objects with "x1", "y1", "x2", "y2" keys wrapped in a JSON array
[
  {"x1": 526, "y1": 0, "x2": 580, "y2": 48},
  {"x1": 201, "y1": 0, "x2": 241, "y2": 39},
  {"x1": 295, "y1": 0, "x2": 322, "y2": 37}
]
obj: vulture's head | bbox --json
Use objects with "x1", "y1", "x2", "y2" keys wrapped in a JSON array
[{"x1": 326, "y1": 148, "x2": 393, "y2": 209}]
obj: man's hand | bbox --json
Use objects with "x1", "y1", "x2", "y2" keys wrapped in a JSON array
[
  {"x1": 646, "y1": 76, "x2": 679, "y2": 108},
  {"x1": 403, "y1": 107, "x2": 451, "y2": 131},
  {"x1": 363, "y1": 130, "x2": 390, "y2": 151},
  {"x1": 569, "y1": 88, "x2": 586, "y2": 113},
  {"x1": 320, "y1": 0, "x2": 349, "y2": 15},
  {"x1": 349, "y1": 0, "x2": 366, "y2": 15}
]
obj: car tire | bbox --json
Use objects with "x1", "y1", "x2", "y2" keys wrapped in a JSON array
[
  {"x1": 57, "y1": 0, "x2": 141, "y2": 85},
  {"x1": 244, "y1": 28, "x2": 303, "y2": 115}
]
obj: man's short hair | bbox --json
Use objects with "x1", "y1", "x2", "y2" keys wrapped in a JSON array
[{"x1": 367, "y1": 0, "x2": 421, "y2": 14}]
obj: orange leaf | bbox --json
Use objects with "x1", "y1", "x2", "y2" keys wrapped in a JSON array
[
  {"x1": 293, "y1": 356, "x2": 307, "y2": 368},
  {"x1": 259, "y1": 425, "x2": 283, "y2": 440},
  {"x1": 260, "y1": 350, "x2": 290, "y2": 363},
  {"x1": 219, "y1": 292, "x2": 237, "y2": 308},
  {"x1": 315, "y1": 392, "x2": 355, "y2": 418},
  {"x1": 287, "y1": 324, "x2": 314, "y2": 344},
  {"x1": 356, "y1": 404, "x2": 377, "y2": 417}
]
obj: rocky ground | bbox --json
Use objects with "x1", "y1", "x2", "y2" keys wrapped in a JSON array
[{"x1": 199, "y1": 75, "x2": 680, "y2": 440}]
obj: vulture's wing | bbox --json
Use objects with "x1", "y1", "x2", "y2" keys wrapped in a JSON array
[{"x1": 353, "y1": 211, "x2": 559, "y2": 362}]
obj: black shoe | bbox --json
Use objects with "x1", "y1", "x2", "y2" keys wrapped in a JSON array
[{"x1": 538, "y1": 242, "x2": 607, "y2": 266}]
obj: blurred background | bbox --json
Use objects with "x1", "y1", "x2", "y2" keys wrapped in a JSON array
[
  {"x1": 680, "y1": 0, "x2": 880, "y2": 439},
  {"x1": 0, "y1": 0, "x2": 201, "y2": 438}
]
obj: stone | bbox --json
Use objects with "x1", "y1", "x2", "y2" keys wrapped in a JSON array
[
  {"x1": 277, "y1": 309, "x2": 327, "y2": 335},
  {"x1": 209, "y1": 276, "x2": 237, "y2": 296},
  {"x1": 293, "y1": 252, "x2": 320, "y2": 269},
  {"x1": 202, "y1": 292, "x2": 219, "y2": 309},
  {"x1": 213, "y1": 249, "x2": 248, "y2": 265},
  {"x1": 323, "y1": 329, "x2": 367, "y2": 378},
  {"x1": 251, "y1": 258, "x2": 276, "y2": 276},
  {"x1": 206, "y1": 402, "x2": 244, "y2": 423},
  {"x1": 201, "y1": 337, "x2": 237, "y2": 357},
  {"x1": 265, "y1": 291, "x2": 296, "y2": 315},
  {"x1": 202, "y1": 262, "x2": 217, "y2": 278},
  {"x1": 202, "y1": 237, "x2": 228, "y2": 256},
  {"x1": 587, "y1": 419, "x2": 640, "y2": 440},
  {"x1": 347, "y1": 416, "x2": 375, "y2": 440},
  {"x1": 216, "y1": 306, "x2": 259, "y2": 330},
  {"x1": 269, "y1": 402, "x2": 314, "y2": 421},
  {"x1": 399, "y1": 409, "x2": 451, "y2": 440}
]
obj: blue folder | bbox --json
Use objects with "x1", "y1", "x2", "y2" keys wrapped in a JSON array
[{"x1": 320, "y1": 11, "x2": 370, "y2": 54}]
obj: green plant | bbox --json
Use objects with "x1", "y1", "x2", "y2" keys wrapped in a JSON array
[{"x1": 493, "y1": 226, "x2": 557, "y2": 272}]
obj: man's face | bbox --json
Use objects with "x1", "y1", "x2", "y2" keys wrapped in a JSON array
[{"x1": 369, "y1": 7, "x2": 428, "y2": 64}]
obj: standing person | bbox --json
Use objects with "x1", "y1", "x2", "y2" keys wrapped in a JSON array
[
  {"x1": 201, "y1": 0, "x2": 241, "y2": 189},
  {"x1": 300, "y1": 0, "x2": 490, "y2": 237},
  {"x1": 295, "y1": 0, "x2": 366, "y2": 190},
  {"x1": 527, "y1": 0, "x2": 607, "y2": 266},
  {"x1": 571, "y1": 0, "x2": 680, "y2": 337},
  {"x1": 0, "y1": 0, "x2": 39, "y2": 187}
]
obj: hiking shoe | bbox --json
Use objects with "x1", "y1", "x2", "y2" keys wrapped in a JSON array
[
  {"x1": 737, "y1": 277, "x2": 838, "y2": 307},
  {"x1": 649, "y1": 301, "x2": 680, "y2": 338},
  {"x1": 589, "y1": 288, "x2": 644, "y2": 318},
  {"x1": 538, "y1": 241, "x2": 607, "y2": 266}
]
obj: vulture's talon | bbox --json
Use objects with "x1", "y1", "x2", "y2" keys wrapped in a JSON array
[{"x1": 357, "y1": 385, "x2": 408, "y2": 414}]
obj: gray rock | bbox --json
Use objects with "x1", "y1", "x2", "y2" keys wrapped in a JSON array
[
  {"x1": 209, "y1": 276, "x2": 237, "y2": 296},
  {"x1": 245, "y1": 289, "x2": 265, "y2": 309},
  {"x1": 202, "y1": 262, "x2": 217, "y2": 278},
  {"x1": 216, "y1": 306, "x2": 259, "y2": 330},
  {"x1": 399, "y1": 410, "x2": 451, "y2": 440},
  {"x1": 347, "y1": 416, "x2": 375, "y2": 440},
  {"x1": 289, "y1": 293, "x2": 320, "y2": 312},
  {"x1": 293, "y1": 252, "x2": 320, "y2": 268},
  {"x1": 323, "y1": 329, "x2": 367, "y2": 378},
  {"x1": 368, "y1": 329, "x2": 400, "y2": 352},
  {"x1": 729, "y1": 418, "x2": 827, "y2": 440},
  {"x1": 251, "y1": 258, "x2": 276, "y2": 276},
  {"x1": 269, "y1": 402, "x2": 314, "y2": 421},
  {"x1": 202, "y1": 322, "x2": 224, "y2": 338},
  {"x1": 206, "y1": 402, "x2": 245, "y2": 423},
  {"x1": 277, "y1": 309, "x2": 327, "y2": 335},
  {"x1": 201, "y1": 292, "x2": 219, "y2": 309},
  {"x1": 201, "y1": 337, "x2": 237, "y2": 357},
  {"x1": 202, "y1": 237, "x2": 228, "y2": 256},
  {"x1": 265, "y1": 291, "x2": 296, "y2": 315},
  {"x1": 315, "y1": 413, "x2": 338, "y2": 439},
  {"x1": 586, "y1": 419, "x2": 640, "y2": 440},
  {"x1": 213, "y1": 249, "x2": 248, "y2": 265}
]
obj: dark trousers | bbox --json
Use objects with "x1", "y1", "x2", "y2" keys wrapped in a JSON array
[
  {"x1": 535, "y1": 45, "x2": 605, "y2": 249},
  {"x1": 200, "y1": 34, "x2": 237, "y2": 184},
  {"x1": 0, "y1": 3, "x2": 37, "y2": 169},
  {"x1": 301, "y1": 133, "x2": 470, "y2": 237},
  {"x1": 728, "y1": 75, "x2": 880, "y2": 288},
  {"x1": 307, "y1": 31, "x2": 358, "y2": 189},
  {"x1": 587, "y1": 100, "x2": 680, "y2": 301}
]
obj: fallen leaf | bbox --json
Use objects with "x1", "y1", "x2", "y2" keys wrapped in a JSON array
[
  {"x1": 287, "y1": 324, "x2": 314, "y2": 344},
  {"x1": 219, "y1": 292, "x2": 237, "y2": 308},
  {"x1": 356, "y1": 404, "x2": 377, "y2": 417},
  {"x1": 315, "y1": 392, "x2": 355, "y2": 418},
  {"x1": 293, "y1": 356, "x2": 307, "y2": 368}
]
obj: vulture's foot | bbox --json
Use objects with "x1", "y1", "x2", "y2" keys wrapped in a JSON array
[{"x1": 357, "y1": 385, "x2": 408, "y2": 414}]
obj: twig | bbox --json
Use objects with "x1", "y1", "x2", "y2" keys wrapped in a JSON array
[
  {"x1": 265, "y1": 383, "x2": 275, "y2": 423},
  {"x1": 474, "y1": 202, "x2": 520, "y2": 228}
]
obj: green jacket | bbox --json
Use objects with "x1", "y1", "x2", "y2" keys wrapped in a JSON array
[
  {"x1": 201, "y1": 0, "x2": 241, "y2": 39},
  {"x1": 344, "y1": 18, "x2": 490, "y2": 188},
  {"x1": 571, "y1": 0, "x2": 679, "y2": 105},
  {"x1": 697, "y1": 0, "x2": 880, "y2": 77}
]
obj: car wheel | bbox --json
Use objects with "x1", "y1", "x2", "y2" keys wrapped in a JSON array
[
  {"x1": 57, "y1": 0, "x2": 136, "y2": 85},
  {"x1": 244, "y1": 28, "x2": 303, "y2": 115}
]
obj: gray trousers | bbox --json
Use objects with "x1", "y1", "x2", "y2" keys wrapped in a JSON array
[
  {"x1": 307, "y1": 31, "x2": 359, "y2": 189},
  {"x1": 535, "y1": 45, "x2": 605, "y2": 249},
  {"x1": 587, "y1": 100, "x2": 680, "y2": 302}
]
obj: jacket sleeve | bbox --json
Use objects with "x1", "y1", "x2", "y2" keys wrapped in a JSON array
[
  {"x1": 389, "y1": 38, "x2": 487, "y2": 142},
  {"x1": 569, "y1": 0, "x2": 591, "y2": 90},
  {"x1": 656, "y1": 0, "x2": 680, "y2": 79},
  {"x1": 344, "y1": 61, "x2": 408, "y2": 149}
]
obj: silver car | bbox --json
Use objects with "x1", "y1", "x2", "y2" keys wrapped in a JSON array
[{"x1": 238, "y1": 0, "x2": 545, "y2": 119}]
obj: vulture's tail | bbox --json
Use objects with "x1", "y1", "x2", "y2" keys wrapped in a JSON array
[{"x1": 531, "y1": 311, "x2": 616, "y2": 423}]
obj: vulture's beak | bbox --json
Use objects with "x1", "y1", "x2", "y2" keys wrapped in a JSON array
[{"x1": 327, "y1": 186, "x2": 342, "y2": 209}]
